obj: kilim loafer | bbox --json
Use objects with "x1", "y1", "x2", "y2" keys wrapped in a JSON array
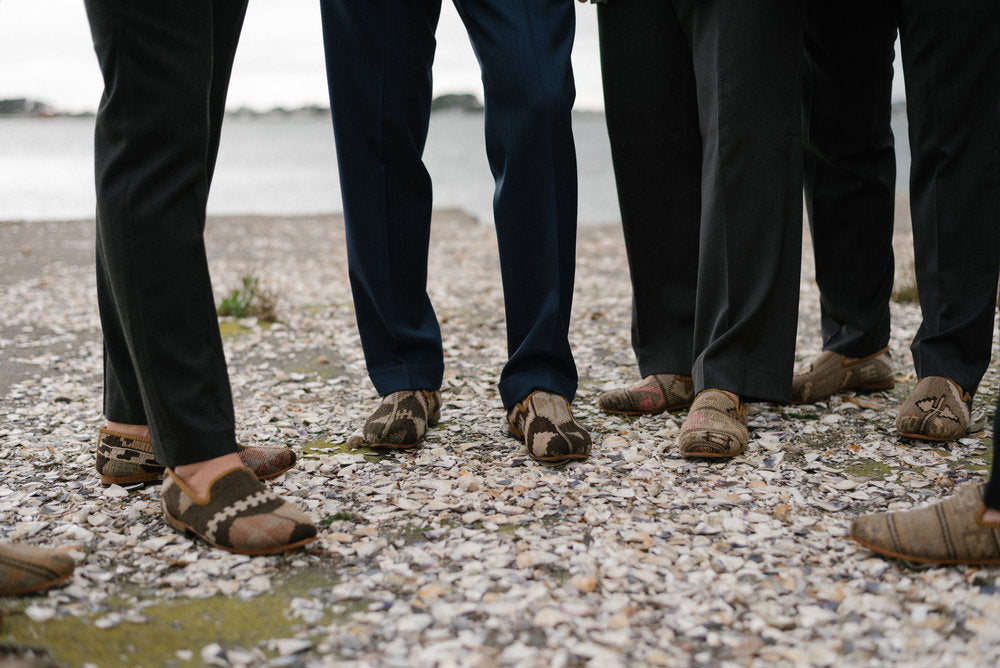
[
  {"x1": 162, "y1": 466, "x2": 317, "y2": 555},
  {"x1": 678, "y1": 389, "x2": 747, "y2": 458},
  {"x1": 597, "y1": 373, "x2": 695, "y2": 415},
  {"x1": 507, "y1": 390, "x2": 592, "y2": 463},
  {"x1": 850, "y1": 482, "x2": 1000, "y2": 565},
  {"x1": 363, "y1": 390, "x2": 441, "y2": 448},
  {"x1": 790, "y1": 347, "x2": 894, "y2": 404},
  {"x1": 896, "y1": 376, "x2": 972, "y2": 442},
  {"x1": 0, "y1": 543, "x2": 76, "y2": 596},
  {"x1": 96, "y1": 427, "x2": 297, "y2": 485}
]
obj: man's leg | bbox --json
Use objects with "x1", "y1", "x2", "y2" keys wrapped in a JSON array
[
  {"x1": 98, "y1": 0, "x2": 248, "y2": 447},
  {"x1": 320, "y1": 0, "x2": 445, "y2": 449},
  {"x1": 456, "y1": 0, "x2": 590, "y2": 462},
  {"x1": 592, "y1": 0, "x2": 701, "y2": 417},
  {"x1": 788, "y1": 0, "x2": 899, "y2": 405},
  {"x1": 455, "y1": 0, "x2": 578, "y2": 408},
  {"x1": 901, "y1": 0, "x2": 1000, "y2": 395},
  {"x1": 678, "y1": 0, "x2": 804, "y2": 402},
  {"x1": 85, "y1": 0, "x2": 315, "y2": 554},
  {"x1": 88, "y1": 0, "x2": 244, "y2": 467},
  {"x1": 803, "y1": 1, "x2": 897, "y2": 359},
  {"x1": 320, "y1": 0, "x2": 445, "y2": 398},
  {"x1": 674, "y1": 0, "x2": 804, "y2": 459}
]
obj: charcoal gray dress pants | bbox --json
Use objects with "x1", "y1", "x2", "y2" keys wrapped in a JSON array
[
  {"x1": 804, "y1": 0, "x2": 1000, "y2": 396},
  {"x1": 597, "y1": 0, "x2": 805, "y2": 401},
  {"x1": 85, "y1": 0, "x2": 248, "y2": 466}
]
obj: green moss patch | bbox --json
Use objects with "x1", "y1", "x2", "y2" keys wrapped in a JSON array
[
  {"x1": 1, "y1": 568, "x2": 340, "y2": 667},
  {"x1": 843, "y1": 458, "x2": 894, "y2": 480},
  {"x1": 301, "y1": 440, "x2": 384, "y2": 463}
]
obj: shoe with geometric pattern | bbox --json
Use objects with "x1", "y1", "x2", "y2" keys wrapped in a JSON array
[
  {"x1": 0, "y1": 542, "x2": 76, "y2": 596},
  {"x1": 895, "y1": 376, "x2": 971, "y2": 442},
  {"x1": 789, "y1": 347, "x2": 894, "y2": 404},
  {"x1": 507, "y1": 390, "x2": 592, "y2": 464},
  {"x1": 363, "y1": 390, "x2": 441, "y2": 448},
  {"x1": 678, "y1": 389, "x2": 748, "y2": 458},
  {"x1": 95, "y1": 427, "x2": 297, "y2": 485},
  {"x1": 850, "y1": 482, "x2": 1000, "y2": 565},
  {"x1": 161, "y1": 466, "x2": 317, "y2": 555},
  {"x1": 596, "y1": 373, "x2": 695, "y2": 415}
]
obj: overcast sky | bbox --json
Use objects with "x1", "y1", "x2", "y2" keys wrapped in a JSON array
[
  {"x1": 0, "y1": 0, "x2": 608, "y2": 112},
  {"x1": 0, "y1": 1, "x2": 904, "y2": 114}
]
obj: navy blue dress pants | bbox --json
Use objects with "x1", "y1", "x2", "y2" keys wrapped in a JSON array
[
  {"x1": 597, "y1": 0, "x2": 805, "y2": 402},
  {"x1": 319, "y1": 0, "x2": 579, "y2": 410},
  {"x1": 85, "y1": 0, "x2": 246, "y2": 466}
]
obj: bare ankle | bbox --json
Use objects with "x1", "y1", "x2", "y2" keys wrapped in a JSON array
[
  {"x1": 982, "y1": 507, "x2": 1000, "y2": 524},
  {"x1": 172, "y1": 453, "x2": 244, "y2": 498},
  {"x1": 106, "y1": 422, "x2": 150, "y2": 439}
]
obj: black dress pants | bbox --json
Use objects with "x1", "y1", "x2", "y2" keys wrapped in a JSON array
[
  {"x1": 804, "y1": 0, "x2": 1000, "y2": 509},
  {"x1": 804, "y1": 0, "x2": 1000, "y2": 395},
  {"x1": 598, "y1": 0, "x2": 804, "y2": 401},
  {"x1": 85, "y1": 0, "x2": 248, "y2": 467}
]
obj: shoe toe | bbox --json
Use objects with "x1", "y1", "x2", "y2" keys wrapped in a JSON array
[
  {"x1": 678, "y1": 390, "x2": 747, "y2": 457},
  {"x1": 238, "y1": 445, "x2": 297, "y2": 479},
  {"x1": 849, "y1": 513, "x2": 894, "y2": 554},
  {"x1": 0, "y1": 544, "x2": 76, "y2": 596}
]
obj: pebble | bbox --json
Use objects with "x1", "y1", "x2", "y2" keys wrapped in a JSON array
[{"x1": 2, "y1": 214, "x2": 999, "y2": 666}]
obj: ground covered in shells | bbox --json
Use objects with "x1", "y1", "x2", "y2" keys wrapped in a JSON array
[{"x1": 1, "y1": 211, "x2": 999, "y2": 667}]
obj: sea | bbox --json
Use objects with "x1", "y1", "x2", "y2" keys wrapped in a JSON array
[
  {"x1": 0, "y1": 0, "x2": 911, "y2": 225},
  {"x1": 0, "y1": 110, "x2": 624, "y2": 225}
]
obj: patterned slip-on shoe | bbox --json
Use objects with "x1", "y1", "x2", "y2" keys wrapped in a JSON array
[
  {"x1": 678, "y1": 390, "x2": 748, "y2": 458},
  {"x1": 507, "y1": 391, "x2": 592, "y2": 464},
  {"x1": 95, "y1": 428, "x2": 162, "y2": 485},
  {"x1": 161, "y1": 466, "x2": 317, "y2": 555},
  {"x1": 790, "y1": 347, "x2": 894, "y2": 404},
  {"x1": 363, "y1": 390, "x2": 441, "y2": 448},
  {"x1": 597, "y1": 373, "x2": 695, "y2": 415},
  {"x1": 895, "y1": 376, "x2": 971, "y2": 442},
  {"x1": 850, "y1": 482, "x2": 1000, "y2": 565},
  {"x1": 0, "y1": 542, "x2": 76, "y2": 596},
  {"x1": 95, "y1": 428, "x2": 298, "y2": 485}
]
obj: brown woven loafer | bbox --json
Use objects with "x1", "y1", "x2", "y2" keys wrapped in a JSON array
[
  {"x1": 0, "y1": 542, "x2": 76, "y2": 596},
  {"x1": 507, "y1": 391, "x2": 592, "y2": 463},
  {"x1": 162, "y1": 466, "x2": 317, "y2": 555},
  {"x1": 896, "y1": 376, "x2": 972, "y2": 442},
  {"x1": 850, "y1": 482, "x2": 1000, "y2": 565},
  {"x1": 790, "y1": 347, "x2": 894, "y2": 404},
  {"x1": 597, "y1": 373, "x2": 695, "y2": 415},
  {"x1": 678, "y1": 390, "x2": 747, "y2": 458},
  {"x1": 95, "y1": 428, "x2": 298, "y2": 485},
  {"x1": 363, "y1": 390, "x2": 441, "y2": 448}
]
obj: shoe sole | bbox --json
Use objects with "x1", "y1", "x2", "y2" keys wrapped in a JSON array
[
  {"x1": 164, "y1": 513, "x2": 317, "y2": 556},
  {"x1": 506, "y1": 424, "x2": 589, "y2": 464},
  {"x1": 367, "y1": 441, "x2": 423, "y2": 449},
  {"x1": 598, "y1": 401, "x2": 693, "y2": 417},
  {"x1": 680, "y1": 447, "x2": 746, "y2": 459},
  {"x1": 99, "y1": 471, "x2": 162, "y2": 485},
  {"x1": 100, "y1": 463, "x2": 295, "y2": 486},
  {"x1": 364, "y1": 413, "x2": 439, "y2": 450},
  {"x1": 788, "y1": 380, "x2": 895, "y2": 405},
  {"x1": 896, "y1": 430, "x2": 963, "y2": 443},
  {"x1": 850, "y1": 531, "x2": 1000, "y2": 566},
  {"x1": 3, "y1": 572, "x2": 74, "y2": 596}
]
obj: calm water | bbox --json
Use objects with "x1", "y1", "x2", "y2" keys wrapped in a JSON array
[
  {"x1": 0, "y1": 111, "x2": 622, "y2": 225},
  {"x1": 0, "y1": 109, "x2": 911, "y2": 225}
]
